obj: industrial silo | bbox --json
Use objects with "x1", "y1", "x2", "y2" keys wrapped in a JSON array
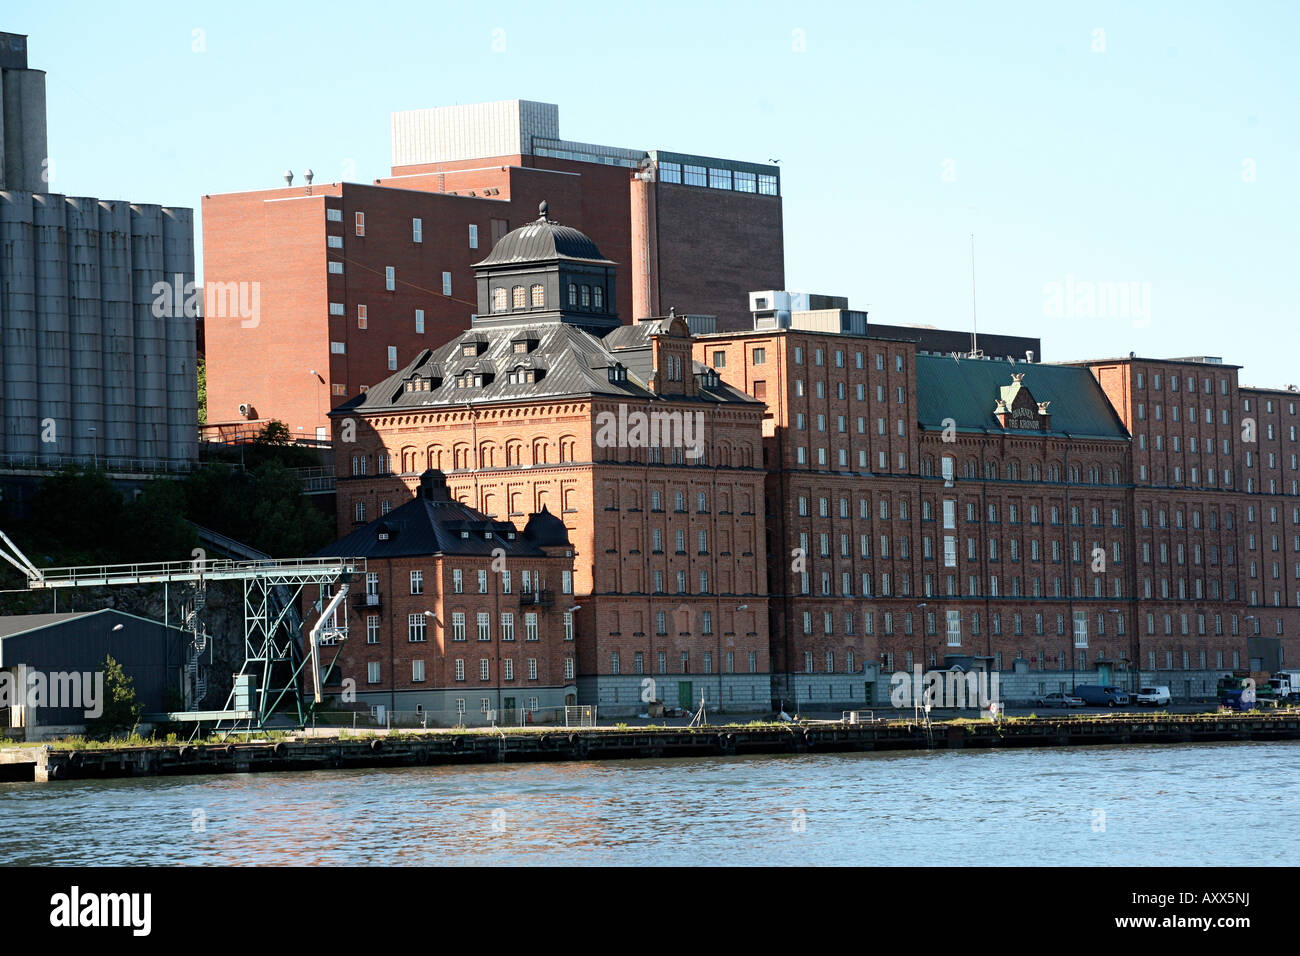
[
  {"x1": 98, "y1": 199, "x2": 135, "y2": 461},
  {"x1": 66, "y1": 196, "x2": 104, "y2": 462},
  {"x1": 0, "y1": 191, "x2": 37, "y2": 458},
  {"x1": 32, "y1": 193, "x2": 69, "y2": 462},
  {"x1": 162, "y1": 205, "x2": 197, "y2": 462}
]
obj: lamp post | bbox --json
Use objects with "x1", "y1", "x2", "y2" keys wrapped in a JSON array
[
  {"x1": 731, "y1": 604, "x2": 749, "y2": 715},
  {"x1": 565, "y1": 605, "x2": 581, "y2": 718}
]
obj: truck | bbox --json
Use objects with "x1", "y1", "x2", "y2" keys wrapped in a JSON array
[
  {"x1": 1218, "y1": 673, "x2": 1285, "y2": 711},
  {"x1": 1269, "y1": 670, "x2": 1300, "y2": 703}
]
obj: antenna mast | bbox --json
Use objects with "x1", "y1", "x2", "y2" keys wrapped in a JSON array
[{"x1": 970, "y1": 233, "x2": 979, "y2": 356}]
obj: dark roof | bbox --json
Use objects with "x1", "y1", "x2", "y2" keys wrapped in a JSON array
[
  {"x1": 523, "y1": 506, "x2": 570, "y2": 548},
  {"x1": 335, "y1": 318, "x2": 760, "y2": 415},
  {"x1": 315, "y1": 470, "x2": 564, "y2": 560},
  {"x1": 915, "y1": 355, "x2": 1129, "y2": 440},
  {"x1": 0, "y1": 611, "x2": 94, "y2": 639},
  {"x1": 475, "y1": 203, "x2": 613, "y2": 267},
  {"x1": 0, "y1": 608, "x2": 186, "y2": 641}
]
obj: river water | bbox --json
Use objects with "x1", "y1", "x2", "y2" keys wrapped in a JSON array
[{"x1": 2, "y1": 741, "x2": 1296, "y2": 866}]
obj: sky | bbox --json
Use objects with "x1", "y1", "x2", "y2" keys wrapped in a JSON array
[{"x1": 10, "y1": 0, "x2": 1298, "y2": 387}]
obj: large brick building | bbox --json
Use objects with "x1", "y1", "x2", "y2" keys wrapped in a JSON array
[
  {"x1": 202, "y1": 99, "x2": 783, "y2": 439},
  {"x1": 697, "y1": 314, "x2": 1300, "y2": 707},
  {"x1": 314, "y1": 469, "x2": 577, "y2": 724},
  {"x1": 329, "y1": 209, "x2": 771, "y2": 716}
]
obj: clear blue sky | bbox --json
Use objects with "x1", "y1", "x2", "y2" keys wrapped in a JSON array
[{"x1": 11, "y1": 0, "x2": 1297, "y2": 386}]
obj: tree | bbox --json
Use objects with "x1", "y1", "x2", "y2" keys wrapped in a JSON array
[
  {"x1": 196, "y1": 358, "x2": 207, "y2": 426},
  {"x1": 256, "y1": 420, "x2": 292, "y2": 446},
  {"x1": 86, "y1": 654, "x2": 143, "y2": 739}
]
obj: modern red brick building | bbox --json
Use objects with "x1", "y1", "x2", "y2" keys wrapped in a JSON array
[
  {"x1": 328, "y1": 210, "x2": 772, "y2": 715},
  {"x1": 202, "y1": 100, "x2": 784, "y2": 440},
  {"x1": 312, "y1": 468, "x2": 577, "y2": 725}
]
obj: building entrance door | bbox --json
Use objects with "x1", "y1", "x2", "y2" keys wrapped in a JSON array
[{"x1": 678, "y1": 681, "x2": 694, "y2": 710}]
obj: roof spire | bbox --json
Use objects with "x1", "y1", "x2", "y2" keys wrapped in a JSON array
[{"x1": 538, "y1": 199, "x2": 550, "y2": 221}]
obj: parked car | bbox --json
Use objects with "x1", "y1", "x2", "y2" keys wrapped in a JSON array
[
  {"x1": 1034, "y1": 691, "x2": 1085, "y2": 708},
  {"x1": 1074, "y1": 685, "x2": 1131, "y2": 707},
  {"x1": 1135, "y1": 685, "x2": 1171, "y2": 706}
]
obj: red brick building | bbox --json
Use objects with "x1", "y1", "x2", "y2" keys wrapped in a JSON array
[
  {"x1": 696, "y1": 320, "x2": 1298, "y2": 707},
  {"x1": 312, "y1": 469, "x2": 577, "y2": 725},
  {"x1": 202, "y1": 99, "x2": 783, "y2": 440},
  {"x1": 329, "y1": 210, "x2": 772, "y2": 715}
]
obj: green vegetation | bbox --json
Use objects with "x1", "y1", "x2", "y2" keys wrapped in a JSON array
[
  {"x1": 0, "y1": 456, "x2": 333, "y2": 602},
  {"x1": 84, "y1": 655, "x2": 143, "y2": 739},
  {"x1": 196, "y1": 358, "x2": 207, "y2": 426}
]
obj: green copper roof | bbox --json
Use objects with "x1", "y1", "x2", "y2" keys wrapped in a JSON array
[{"x1": 914, "y1": 355, "x2": 1129, "y2": 440}]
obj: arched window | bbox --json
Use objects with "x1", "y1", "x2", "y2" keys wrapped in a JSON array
[
  {"x1": 492, "y1": 288, "x2": 507, "y2": 313},
  {"x1": 530, "y1": 284, "x2": 545, "y2": 307},
  {"x1": 512, "y1": 285, "x2": 526, "y2": 309}
]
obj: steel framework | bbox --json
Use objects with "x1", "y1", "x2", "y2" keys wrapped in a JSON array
[{"x1": 0, "y1": 529, "x2": 363, "y2": 731}]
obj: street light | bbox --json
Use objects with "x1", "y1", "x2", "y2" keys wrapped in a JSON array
[{"x1": 915, "y1": 603, "x2": 929, "y2": 671}]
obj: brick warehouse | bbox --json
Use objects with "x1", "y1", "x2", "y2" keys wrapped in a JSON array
[
  {"x1": 318, "y1": 205, "x2": 1300, "y2": 713},
  {"x1": 330, "y1": 207, "x2": 771, "y2": 716},
  {"x1": 202, "y1": 99, "x2": 784, "y2": 440},
  {"x1": 697, "y1": 312, "x2": 1300, "y2": 708}
]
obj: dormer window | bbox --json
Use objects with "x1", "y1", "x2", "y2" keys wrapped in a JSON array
[
  {"x1": 492, "y1": 288, "x2": 508, "y2": 313},
  {"x1": 456, "y1": 371, "x2": 486, "y2": 388},
  {"x1": 460, "y1": 531, "x2": 470, "y2": 539},
  {"x1": 378, "y1": 531, "x2": 390, "y2": 541},
  {"x1": 461, "y1": 339, "x2": 487, "y2": 357},
  {"x1": 608, "y1": 364, "x2": 628, "y2": 383}
]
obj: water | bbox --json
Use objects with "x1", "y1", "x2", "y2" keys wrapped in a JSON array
[{"x1": 2, "y1": 741, "x2": 1296, "y2": 866}]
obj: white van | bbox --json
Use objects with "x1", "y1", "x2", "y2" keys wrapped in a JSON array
[{"x1": 1135, "y1": 686, "x2": 1171, "y2": 706}]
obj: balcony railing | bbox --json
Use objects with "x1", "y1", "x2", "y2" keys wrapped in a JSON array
[
  {"x1": 354, "y1": 592, "x2": 382, "y2": 611},
  {"x1": 519, "y1": 589, "x2": 555, "y2": 607}
]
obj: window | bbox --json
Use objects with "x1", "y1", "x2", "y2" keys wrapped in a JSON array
[
  {"x1": 480, "y1": 659, "x2": 490, "y2": 681},
  {"x1": 326, "y1": 207, "x2": 342, "y2": 222},
  {"x1": 415, "y1": 309, "x2": 425, "y2": 334},
  {"x1": 355, "y1": 211, "x2": 365, "y2": 236},
  {"x1": 525, "y1": 613, "x2": 539, "y2": 641},
  {"x1": 477, "y1": 612, "x2": 491, "y2": 641},
  {"x1": 328, "y1": 261, "x2": 344, "y2": 274},
  {"x1": 758, "y1": 173, "x2": 777, "y2": 195},
  {"x1": 528, "y1": 659, "x2": 539, "y2": 680},
  {"x1": 388, "y1": 346, "x2": 398, "y2": 371},
  {"x1": 501, "y1": 613, "x2": 515, "y2": 641},
  {"x1": 410, "y1": 570, "x2": 423, "y2": 595},
  {"x1": 367, "y1": 662, "x2": 380, "y2": 684},
  {"x1": 684, "y1": 164, "x2": 707, "y2": 186},
  {"x1": 454, "y1": 659, "x2": 465, "y2": 681},
  {"x1": 408, "y1": 613, "x2": 426, "y2": 643},
  {"x1": 660, "y1": 161, "x2": 682, "y2": 183},
  {"x1": 442, "y1": 272, "x2": 452, "y2": 297},
  {"x1": 385, "y1": 266, "x2": 395, "y2": 291},
  {"x1": 531, "y1": 284, "x2": 545, "y2": 307},
  {"x1": 451, "y1": 612, "x2": 466, "y2": 641},
  {"x1": 412, "y1": 218, "x2": 422, "y2": 243},
  {"x1": 468, "y1": 223, "x2": 479, "y2": 249},
  {"x1": 327, "y1": 235, "x2": 342, "y2": 249},
  {"x1": 753, "y1": 348, "x2": 766, "y2": 365}
]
